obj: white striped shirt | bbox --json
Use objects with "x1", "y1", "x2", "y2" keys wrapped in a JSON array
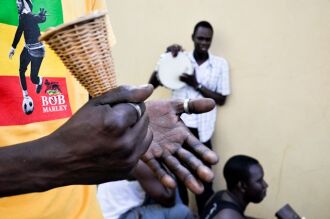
[{"x1": 172, "y1": 52, "x2": 230, "y2": 142}]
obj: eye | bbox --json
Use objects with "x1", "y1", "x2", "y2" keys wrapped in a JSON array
[
  {"x1": 196, "y1": 37, "x2": 211, "y2": 42},
  {"x1": 257, "y1": 178, "x2": 263, "y2": 183}
]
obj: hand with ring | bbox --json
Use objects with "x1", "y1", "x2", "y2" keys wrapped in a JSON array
[
  {"x1": 142, "y1": 98, "x2": 218, "y2": 194},
  {"x1": 0, "y1": 84, "x2": 218, "y2": 198}
]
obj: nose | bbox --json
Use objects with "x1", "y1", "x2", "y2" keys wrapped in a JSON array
[
  {"x1": 263, "y1": 180, "x2": 269, "y2": 189},
  {"x1": 201, "y1": 39, "x2": 209, "y2": 45}
]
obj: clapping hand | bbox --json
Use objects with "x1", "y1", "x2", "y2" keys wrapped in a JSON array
[{"x1": 143, "y1": 98, "x2": 218, "y2": 194}]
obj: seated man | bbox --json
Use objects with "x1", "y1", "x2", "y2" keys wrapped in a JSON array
[
  {"x1": 97, "y1": 160, "x2": 194, "y2": 219},
  {"x1": 201, "y1": 155, "x2": 268, "y2": 219}
]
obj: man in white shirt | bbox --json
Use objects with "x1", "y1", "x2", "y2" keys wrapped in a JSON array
[
  {"x1": 97, "y1": 160, "x2": 194, "y2": 219},
  {"x1": 149, "y1": 21, "x2": 231, "y2": 216}
]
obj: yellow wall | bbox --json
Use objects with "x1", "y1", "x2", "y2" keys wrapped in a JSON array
[{"x1": 106, "y1": 0, "x2": 330, "y2": 218}]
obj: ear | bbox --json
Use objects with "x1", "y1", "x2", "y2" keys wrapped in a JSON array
[{"x1": 238, "y1": 181, "x2": 248, "y2": 193}]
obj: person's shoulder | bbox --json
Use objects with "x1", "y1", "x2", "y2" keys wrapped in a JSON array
[
  {"x1": 210, "y1": 54, "x2": 228, "y2": 65},
  {"x1": 214, "y1": 209, "x2": 245, "y2": 219},
  {"x1": 213, "y1": 189, "x2": 226, "y2": 198},
  {"x1": 185, "y1": 51, "x2": 194, "y2": 60},
  {"x1": 206, "y1": 190, "x2": 225, "y2": 203},
  {"x1": 202, "y1": 190, "x2": 226, "y2": 216}
]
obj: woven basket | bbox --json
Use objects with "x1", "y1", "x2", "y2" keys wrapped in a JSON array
[{"x1": 39, "y1": 11, "x2": 116, "y2": 97}]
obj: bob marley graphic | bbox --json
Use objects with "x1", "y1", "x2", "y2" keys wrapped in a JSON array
[{"x1": 8, "y1": 0, "x2": 47, "y2": 115}]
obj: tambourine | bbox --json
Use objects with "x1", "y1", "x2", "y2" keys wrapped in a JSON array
[{"x1": 157, "y1": 52, "x2": 193, "y2": 90}]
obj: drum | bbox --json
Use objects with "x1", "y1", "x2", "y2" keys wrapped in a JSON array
[{"x1": 157, "y1": 52, "x2": 193, "y2": 90}]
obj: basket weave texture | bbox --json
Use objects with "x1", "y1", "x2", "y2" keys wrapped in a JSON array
[{"x1": 41, "y1": 13, "x2": 116, "y2": 97}]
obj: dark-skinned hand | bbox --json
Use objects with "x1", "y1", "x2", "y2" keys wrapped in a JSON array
[
  {"x1": 166, "y1": 44, "x2": 183, "y2": 57},
  {"x1": 179, "y1": 70, "x2": 199, "y2": 88},
  {"x1": 0, "y1": 85, "x2": 156, "y2": 197},
  {"x1": 142, "y1": 98, "x2": 218, "y2": 194},
  {"x1": 166, "y1": 44, "x2": 200, "y2": 89},
  {"x1": 39, "y1": 8, "x2": 47, "y2": 17},
  {"x1": 50, "y1": 85, "x2": 154, "y2": 185}
]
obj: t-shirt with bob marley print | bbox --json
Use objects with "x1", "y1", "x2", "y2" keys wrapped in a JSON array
[{"x1": 0, "y1": 0, "x2": 115, "y2": 218}]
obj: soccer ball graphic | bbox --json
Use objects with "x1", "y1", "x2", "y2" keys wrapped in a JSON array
[{"x1": 22, "y1": 96, "x2": 34, "y2": 115}]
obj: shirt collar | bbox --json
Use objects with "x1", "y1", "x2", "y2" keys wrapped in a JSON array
[{"x1": 188, "y1": 51, "x2": 215, "y2": 68}]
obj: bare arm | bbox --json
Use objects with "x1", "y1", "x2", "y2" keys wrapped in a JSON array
[
  {"x1": 0, "y1": 85, "x2": 153, "y2": 197},
  {"x1": 180, "y1": 72, "x2": 227, "y2": 106},
  {"x1": 195, "y1": 84, "x2": 227, "y2": 106},
  {"x1": 0, "y1": 85, "x2": 219, "y2": 197},
  {"x1": 132, "y1": 160, "x2": 175, "y2": 207}
]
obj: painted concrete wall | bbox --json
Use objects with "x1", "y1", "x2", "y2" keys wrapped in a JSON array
[{"x1": 106, "y1": 1, "x2": 330, "y2": 218}]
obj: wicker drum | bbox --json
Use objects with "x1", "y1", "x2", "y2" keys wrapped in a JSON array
[{"x1": 39, "y1": 12, "x2": 116, "y2": 97}]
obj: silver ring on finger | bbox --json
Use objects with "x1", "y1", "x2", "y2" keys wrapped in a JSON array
[
  {"x1": 128, "y1": 103, "x2": 142, "y2": 120},
  {"x1": 183, "y1": 99, "x2": 191, "y2": 114}
]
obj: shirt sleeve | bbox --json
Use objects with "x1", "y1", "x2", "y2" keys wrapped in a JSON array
[
  {"x1": 12, "y1": 18, "x2": 23, "y2": 49},
  {"x1": 216, "y1": 58, "x2": 231, "y2": 95},
  {"x1": 85, "y1": 0, "x2": 116, "y2": 47}
]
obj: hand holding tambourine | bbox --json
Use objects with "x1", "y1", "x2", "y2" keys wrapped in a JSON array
[{"x1": 157, "y1": 46, "x2": 194, "y2": 90}]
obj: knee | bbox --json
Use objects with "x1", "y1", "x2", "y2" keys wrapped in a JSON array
[
  {"x1": 31, "y1": 75, "x2": 39, "y2": 84},
  {"x1": 19, "y1": 67, "x2": 27, "y2": 74},
  {"x1": 177, "y1": 203, "x2": 192, "y2": 212},
  {"x1": 172, "y1": 204, "x2": 194, "y2": 219}
]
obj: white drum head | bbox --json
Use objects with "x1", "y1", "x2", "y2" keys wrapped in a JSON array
[{"x1": 157, "y1": 52, "x2": 193, "y2": 90}]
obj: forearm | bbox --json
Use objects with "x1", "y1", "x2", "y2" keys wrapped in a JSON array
[
  {"x1": 0, "y1": 134, "x2": 63, "y2": 197},
  {"x1": 12, "y1": 25, "x2": 23, "y2": 48},
  {"x1": 0, "y1": 85, "x2": 154, "y2": 197},
  {"x1": 195, "y1": 84, "x2": 227, "y2": 106}
]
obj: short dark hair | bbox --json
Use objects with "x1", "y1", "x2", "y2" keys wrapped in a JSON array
[
  {"x1": 192, "y1": 21, "x2": 213, "y2": 36},
  {"x1": 223, "y1": 155, "x2": 259, "y2": 190}
]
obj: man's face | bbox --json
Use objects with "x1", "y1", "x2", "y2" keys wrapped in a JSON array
[
  {"x1": 244, "y1": 164, "x2": 268, "y2": 203},
  {"x1": 192, "y1": 26, "x2": 213, "y2": 54},
  {"x1": 16, "y1": 0, "x2": 23, "y2": 13}
]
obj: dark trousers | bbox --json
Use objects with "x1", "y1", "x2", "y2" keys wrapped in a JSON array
[
  {"x1": 19, "y1": 47, "x2": 43, "y2": 90},
  {"x1": 177, "y1": 127, "x2": 214, "y2": 216}
]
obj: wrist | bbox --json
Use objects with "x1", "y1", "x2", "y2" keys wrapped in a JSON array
[
  {"x1": 195, "y1": 84, "x2": 203, "y2": 91},
  {"x1": 29, "y1": 133, "x2": 71, "y2": 191},
  {"x1": 0, "y1": 135, "x2": 59, "y2": 196},
  {"x1": 27, "y1": 135, "x2": 63, "y2": 191}
]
